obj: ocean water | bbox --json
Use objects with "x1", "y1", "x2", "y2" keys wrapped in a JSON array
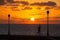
[{"x1": 0, "y1": 24, "x2": 60, "y2": 36}]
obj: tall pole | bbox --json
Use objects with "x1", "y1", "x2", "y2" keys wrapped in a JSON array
[
  {"x1": 47, "y1": 10, "x2": 49, "y2": 38},
  {"x1": 8, "y1": 14, "x2": 10, "y2": 35},
  {"x1": 37, "y1": 24, "x2": 41, "y2": 36}
]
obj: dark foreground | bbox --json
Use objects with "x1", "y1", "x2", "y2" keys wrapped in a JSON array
[
  {"x1": 0, "y1": 24, "x2": 60, "y2": 36},
  {"x1": 0, "y1": 24, "x2": 60, "y2": 40},
  {"x1": 0, "y1": 35, "x2": 60, "y2": 40}
]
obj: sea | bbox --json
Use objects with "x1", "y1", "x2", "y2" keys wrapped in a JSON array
[{"x1": 0, "y1": 24, "x2": 60, "y2": 37}]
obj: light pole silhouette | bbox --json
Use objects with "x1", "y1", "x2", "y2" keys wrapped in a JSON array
[
  {"x1": 8, "y1": 14, "x2": 10, "y2": 35},
  {"x1": 47, "y1": 10, "x2": 49, "y2": 38},
  {"x1": 37, "y1": 24, "x2": 41, "y2": 36}
]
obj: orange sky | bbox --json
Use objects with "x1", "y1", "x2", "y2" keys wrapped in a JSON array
[
  {"x1": 0, "y1": 0, "x2": 60, "y2": 24},
  {"x1": 0, "y1": 5, "x2": 60, "y2": 24}
]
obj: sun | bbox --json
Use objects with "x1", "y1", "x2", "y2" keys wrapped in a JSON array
[{"x1": 30, "y1": 17, "x2": 35, "y2": 21}]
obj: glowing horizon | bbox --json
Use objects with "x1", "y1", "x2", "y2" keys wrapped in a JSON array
[{"x1": 0, "y1": 5, "x2": 60, "y2": 24}]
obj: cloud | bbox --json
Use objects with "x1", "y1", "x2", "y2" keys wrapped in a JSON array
[
  {"x1": 0, "y1": 0, "x2": 29, "y2": 5},
  {"x1": 45, "y1": 6, "x2": 54, "y2": 10},
  {"x1": 7, "y1": 0, "x2": 14, "y2": 3},
  {"x1": 20, "y1": 1, "x2": 29, "y2": 5},
  {"x1": 22, "y1": 6, "x2": 32, "y2": 10},
  {"x1": 47, "y1": 1, "x2": 56, "y2": 6},
  {"x1": 30, "y1": 2, "x2": 41, "y2": 6},
  {"x1": 12, "y1": 1, "x2": 29, "y2": 6},
  {"x1": 30, "y1": 1, "x2": 56, "y2": 6},
  {"x1": 0, "y1": 0, "x2": 56, "y2": 6},
  {"x1": 0, "y1": 0, "x2": 4, "y2": 5}
]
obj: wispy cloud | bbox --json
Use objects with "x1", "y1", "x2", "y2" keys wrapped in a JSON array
[
  {"x1": 0, "y1": 0, "x2": 4, "y2": 5},
  {"x1": 0, "y1": 1, "x2": 56, "y2": 6},
  {"x1": 30, "y1": 1, "x2": 56, "y2": 6}
]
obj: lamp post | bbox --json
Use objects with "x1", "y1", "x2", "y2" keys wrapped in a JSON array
[
  {"x1": 47, "y1": 10, "x2": 49, "y2": 38},
  {"x1": 37, "y1": 24, "x2": 41, "y2": 36},
  {"x1": 8, "y1": 14, "x2": 10, "y2": 35}
]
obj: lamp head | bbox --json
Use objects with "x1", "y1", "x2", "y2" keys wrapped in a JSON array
[
  {"x1": 47, "y1": 10, "x2": 49, "y2": 15},
  {"x1": 8, "y1": 14, "x2": 10, "y2": 17}
]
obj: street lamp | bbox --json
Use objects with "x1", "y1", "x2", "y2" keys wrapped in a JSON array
[
  {"x1": 47, "y1": 10, "x2": 49, "y2": 38},
  {"x1": 8, "y1": 14, "x2": 10, "y2": 35},
  {"x1": 37, "y1": 24, "x2": 41, "y2": 36}
]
